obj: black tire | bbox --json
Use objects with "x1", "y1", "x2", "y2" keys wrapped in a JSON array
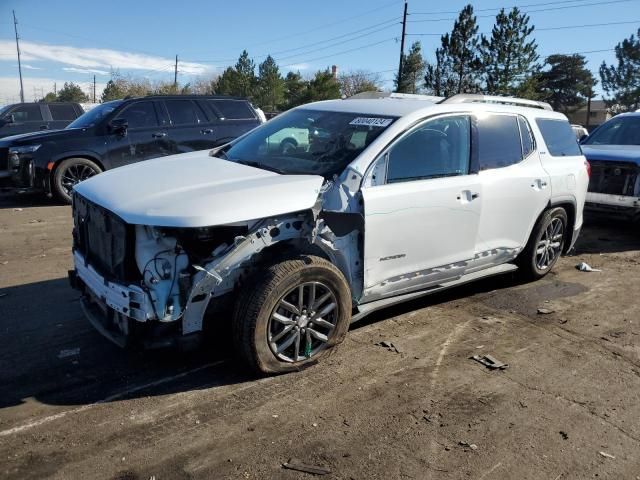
[
  {"x1": 232, "y1": 255, "x2": 352, "y2": 374},
  {"x1": 517, "y1": 207, "x2": 568, "y2": 280},
  {"x1": 279, "y1": 138, "x2": 297, "y2": 154},
  {"x1": 52, "y1": 157, "x2": 102, "y2": 204}
]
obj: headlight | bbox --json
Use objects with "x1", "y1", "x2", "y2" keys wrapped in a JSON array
[{"x1": 9, "y1": 144, "x2": 41, "y2": 155}]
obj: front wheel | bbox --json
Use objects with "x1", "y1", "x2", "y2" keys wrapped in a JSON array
[
  {"x1": 517, "y1": 207, "x2": 567, "y2": 280},
  {"x1": 52, "y1": 157, "x2": 102, "y2": 204},
  {"x1": 232, "y1": 255, "x2": 352, "y2": 374}
]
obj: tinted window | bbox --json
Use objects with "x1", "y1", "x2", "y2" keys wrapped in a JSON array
[
  {"x1": 583, "y1": 116, "x2": 640, "y2": 146},
  {"x1": 536, "y1": 118, "x2": 582, "y2": 156},
  {"x1": 115, "y1": 102, "x2": 158, "y2": 129},
  {"x1": 387, "y1": 115, "x2": 470, "y2": 184},
  {"x1": 477, "y1": 114, "x2": 522, "y2": 170},
  {"x1": 68, "y1": 101, "x2": 122, "y2": 129},
  {"x1": 165, "y1": 100, "x2": 202, "y2": 126},
  {"x1": 10, "y1": 104, "x2": 43, "y2": 122},
  {"x1": 49, "y1": 103, "x2": 77, "y2": 121},
  {"x1": 518, "y1": 116, "x2": 535, "y2": 157},
  {"x1": 211, "y1": 99, "x2": 255, "y2": 120}
]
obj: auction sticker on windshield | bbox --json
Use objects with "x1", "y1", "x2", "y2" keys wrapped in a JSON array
[{"x1": 349, "y1": 117, "x2": 394, "y2": 127}]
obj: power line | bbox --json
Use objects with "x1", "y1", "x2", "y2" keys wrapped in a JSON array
[
  {"x1": 280, "y1": 37, "x2": 397, "y2": 68},
  {"x1": 410, "y1": 0, "x2": 606, "y2": 15}
]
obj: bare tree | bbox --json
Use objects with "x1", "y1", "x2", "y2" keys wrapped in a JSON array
[{"x1": 338, "y1": 70, "x2": 382, "y2": 97}]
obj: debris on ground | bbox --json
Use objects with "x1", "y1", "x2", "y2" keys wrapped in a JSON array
[
  {"x1": 576, "y1": 262, "x2": 601, "y2": 272},
  {"x1": 0, "y1": 261, "x2": 8, "y2": 265},
  {"x1": 559, "y1": 431, "x2": 569, "y2": 440},
  {"x1": 57, "y1": 348, "x2": 81, "y2": 359},
  {"x1": 471, "y1": 354, "x2": 509, "y2": 370},
  {"x1": 599, "y1": 451, "x2": 615, "y2": 459},
  {"x1": 12, "y1": 208, "x2": 23, "y2": 212},
  {"x1": 282, "y1": 459, "x2": 331, "y2": 475},
  {"x1": 376, "y1": 340, "x2": 400, "y2": 353},
  {"x1": 537, "y1": 307, "x2": 555, "y2": 315},
  {"x1": 459, "y1": 441, "x2": 478, "y2": 450}
]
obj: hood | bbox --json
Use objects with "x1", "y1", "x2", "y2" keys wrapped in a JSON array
[
  {"x1": 581, "y1": 145, "x2": 640, "y2": 166},
  {"x1": 0, "y1": 127, "x2": 83, "y2": 146},
  {"x1": 73, "y1": 150, "x2": 325, "y2": 228}
]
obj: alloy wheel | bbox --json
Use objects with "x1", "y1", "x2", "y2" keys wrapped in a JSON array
[
  {"x1": 535, "y1": 217, "x2": 564, "y2": 270},
  {"x1": 61, "y1": 164, "x2": 97, "y2": 195}
]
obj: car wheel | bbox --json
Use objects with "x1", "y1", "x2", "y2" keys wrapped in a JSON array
[
  {"x1": 233, "y1": 255, "x2": 352, "y2": 374},
  {"x1": 53, "y1": 158, "x2": 102, "y2": 204},
  {"x1": 518, "y1": 207, "x2": 567, "y2": 280},
  {"x1": 279, "y1": 138, "x2": 297, "y2": 155}
]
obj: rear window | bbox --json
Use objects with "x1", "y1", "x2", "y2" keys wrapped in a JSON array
[
  {"x1": 10, "y1": 104, "x2": 43, "y2": 122},
  {"x1": 536, "y1": 119, "x2": 582, "y2": 156},
  {"x1": 210, "y1": 99, "x2": 256, "y2": 120},
  {"x1": 165, "y1": 99, "x2": 204, "y2": 126},
  {"x1": 49, "y1": 104, "x2": 78, "y2": 121},
  {"x1": 518, "y1": 116, "x2": 535, "y2": 157},
  {"x1": 477, "y1": 114, "x2": 523, "y2": 170}
]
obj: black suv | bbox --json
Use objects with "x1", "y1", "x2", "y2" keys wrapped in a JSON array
[
  {"x1": 0, "y1": 95, "x2": 261, "y2": 202},
  {"x1": 0, "y1": 102, "x2": 84, "y2": 138}
]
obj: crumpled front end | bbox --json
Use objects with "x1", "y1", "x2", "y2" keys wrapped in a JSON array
[{"x1": 586, "y1": 160, "x2": 640, "y2": 221}]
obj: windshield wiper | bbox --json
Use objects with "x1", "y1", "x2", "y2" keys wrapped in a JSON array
[{"x1": 236, "y1": 160, "x2": 285, "y2": 174}]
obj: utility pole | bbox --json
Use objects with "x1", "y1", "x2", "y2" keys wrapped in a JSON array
[
  {"x1": 12, "y1": 10, "x2": 25, "y2": 103},
  {"x1": 396, "y1": 1, "x2": 408, "y2": 92},
  {"x1": 174, "y1": 55, "x2": 178, "y2": 89},
  {"x1": 54, "y1": 82, "x2": 57, "y2": 95},
  {"x1": 585, "y1": 84, "x2": 593, "y2": 130},
  {"x1": 93, "y1": 75, "x2": 96, "y2": 103}
]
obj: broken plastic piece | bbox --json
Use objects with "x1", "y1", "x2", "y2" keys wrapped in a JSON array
[
  {"x1": 471, "y1": 354, "x2": 509, "y2": 370},
  {"x1": 576, "y1": 262, "x2": 601, "y2": 272},
  {"x1": 599, "y1": 451, "x2": 615, "y2": 459},
  {"x1": 282, "y1": 459, "x2": 331, "y2": 475}
]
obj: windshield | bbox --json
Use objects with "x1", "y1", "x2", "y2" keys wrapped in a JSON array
[
  {"x1": 0, "y1": 105, "x2": 11, "y2": 117},
  {"x1": 68, "y1": 100, "x2": 122, "y2": 129},
  {"x1": 583, "y1": 116, "x2": 640, "y2": 146},
  {"x1": 221, "y1": 108, "x2": 396, "y2": 177}
]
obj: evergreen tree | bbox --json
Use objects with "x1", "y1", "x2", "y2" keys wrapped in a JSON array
[
  {"x1": 57, "y1": 82, "x2": 89, "y2": 102},
  {"x1": 256, "y1": 55, "x2": 284, "y2": 111},
  {"x1": 101, "y1": 79, "x2": 127, "y2": 102},
  {"x1": 234, "y1": 50, "x2": 257, "y2": 99},
  {"x1": 307, "y1": 69, "x2": 340, "y2": 101},
  {"x1": 480, "y1": 8, "x2": 539, "y2": 95},
  {"x1": 213, "y1": 67, "x2": 239, "y2": 96},
  {"x1": 600, "y1": 28, "x2": 640, "y2": 111},
  {"x1": 39, "y1": 92, "x2": 58, "y2": 102},
  {"x1": 424, "y1": 47, "x2": 456, "y2": 96},
  {"x1": 395, "y1": 41, "x2": 425, "y2": 93},
  {"x1": 539, "y1": 54, "x2": 596, "y2": 112},
  {"x1": 281, "y1": 71, "x2": 308, "y2": 110}
]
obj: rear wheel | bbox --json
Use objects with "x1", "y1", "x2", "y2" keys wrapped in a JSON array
[
  {"x1": 52, "y1": 157, "x2": 102, "y2": 204},
  {"x1": 518, "y1": 207, "x2": 567, "y2": 280},
  {"x1": 232, "y1": 255, "x2": 351, "y2": 374}
]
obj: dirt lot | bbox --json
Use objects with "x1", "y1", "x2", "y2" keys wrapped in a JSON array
[{"x1": 1, "y1": 193, "x2": 640, "y2": 480}]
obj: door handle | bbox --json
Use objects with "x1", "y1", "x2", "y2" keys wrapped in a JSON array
[
  {"x1": 201, "y1": 128, "x2": 214, "y2": 135},
  {"x1": 457, "y1": 190, "x2": 480, "y2": 203},
  {"x1": 531, "y1": 179, "x2": 549, "y2": 190},
  {"x1": 152, "y1": 132, "x2": 167, "y2": 138}
]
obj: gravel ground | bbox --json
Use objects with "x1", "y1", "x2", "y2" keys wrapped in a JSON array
[{"x1": 1, "y1": 193, "x2": 639, "y2": 480}]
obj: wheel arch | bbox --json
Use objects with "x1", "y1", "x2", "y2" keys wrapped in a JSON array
[{"x1": 547, "y1": 199, "x2": 576, "y2": 254}]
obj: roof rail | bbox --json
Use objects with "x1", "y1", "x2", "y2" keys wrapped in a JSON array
[{"x1": 440, "y1": 93, "x2": 553, "y2": 111}]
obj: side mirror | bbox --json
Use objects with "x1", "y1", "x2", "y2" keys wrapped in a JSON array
[{"x1": 109, "y1": 118, "x2": 128, "y2": 135}]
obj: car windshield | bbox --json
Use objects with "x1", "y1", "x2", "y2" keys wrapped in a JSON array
[
  {"x1": 0, "y1": 105, "x2": 11, "y2": 117},
  {"x1": 67, "y1": 101, "x2": 122, "y2": 129},
  {"x1": 583, "y1": 116, "x2": 640, "y2": 146},
  {"x1": 220, "y1": 108, "x2": 396, "y2": 177}
]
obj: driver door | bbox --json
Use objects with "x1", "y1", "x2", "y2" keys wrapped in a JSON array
[{"x1": 361, "y1": 114, "x2": 482, "y2": 300}]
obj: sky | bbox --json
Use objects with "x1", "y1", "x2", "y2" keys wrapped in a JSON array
[{"x1": 0, "y1": 0, "x2": 638, "y2": 104}]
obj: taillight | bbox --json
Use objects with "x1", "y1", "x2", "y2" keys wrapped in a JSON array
[{"x1": 585, "y1": 160, "x2": 591, "y2": 177}]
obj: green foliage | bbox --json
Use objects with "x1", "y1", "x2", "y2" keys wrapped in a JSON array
[
  {"x1": 539, "y1": 54, "x2": 596, "y2": 112},
  {"x1": 101, "y1": 78, "x2": 128, "y2": 102},
  {"x1": 395, "y1": 41, "x2": 425, "y2": 93},
  {"x1": 281, "y1": 71, "x2": 308, "y2": 110},
  {"x1": 40, "y1": 92, "x2": 58, "y2": 103},
  {"x1": 600, "y1": 28, "x2": 640, "y2": 111},
  {"x1": 307, "y1": 69, "x2": 341, "y2": 101},
  {"x1": 56, "y1": 82, "x2": 89, "y2": 102},
  {"x1": 256, "y1": 55, "x2": 284, "y2": 111},
  {"x1": 480, "y1": 8, "x2": 539, "y2": 95}
]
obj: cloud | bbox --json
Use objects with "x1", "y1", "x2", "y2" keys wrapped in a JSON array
[
  {"x1": 286, "y1": 63, "x2": 310, "y2": 71},
  {"x1": 0, "y1": 76, "x2": 107, "y2": 104},
  {"x1": 0, "y1": 40, "x2": 208, "y2": 75},
  {"x1": 63, "y1": 67, "x2": 110, "y2": 75},
  {"x1": 22, "y1": 64, "x2": 42, "y2": 70}
]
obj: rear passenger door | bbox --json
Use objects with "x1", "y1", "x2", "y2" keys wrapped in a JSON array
[
  {"x1": 162, "y1": 99, "x2": 213, "y2": 153},
  {"x1": 48, "y1": 103, "x2": 79, "y2": 130},
  {"x1": 205, "y1": 99, "x2": 259, "y2": 145},
  {"x1": 470, "y1": 113, "x2": 551, "y2": 272}
]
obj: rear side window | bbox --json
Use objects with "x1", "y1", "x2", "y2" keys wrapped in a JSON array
[
  {"x1": 165, "y1": 100, "x2": 203, "y2": 126},
  {"x1": 210, "y1": 99, "x2": 256, "y2": 120},
  {"x1": 476, "y1": 114, "x2": 522, "y2": 170},
  {"x1": 114, "y1": 101, "x2": 159, "y2": 129},
  {"x1": 49, "y1": 104, "x2": 78, "y2": 121},
  {"x1": 10, "y1": 104, "x2": 43, "y2": 122},
  {"x1": 536, "y1": 119, "x2": 582, "y2": 156},
  {"x1": 518, "y1": 116, "x2": 535, "y2": 157}
]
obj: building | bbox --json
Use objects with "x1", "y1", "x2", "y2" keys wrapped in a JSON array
[{"x1": 565, "y1": 100, "x2": 611, "y2": 131}]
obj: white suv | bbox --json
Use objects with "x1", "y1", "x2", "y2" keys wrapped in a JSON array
[{"x1": 69, "y1": 94, "x2": 589, "y2": 373}]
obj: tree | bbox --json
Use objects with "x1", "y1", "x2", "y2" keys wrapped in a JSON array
[
  {"x1": 539, "y1": 54, "x2": 596, "y2": 112},
  {"x1": 235, "y1": 50, "x2": 257, "y2": 99},
  {"x1": 57, "y1": 82, "x2": 89, "y2": 102},
  {"x1": 339, "y1": 70, "x2": 382, "y2": 97},
  {"x1": 480, "y1": 7, "x2": 539, "y2": 95},
  {"x1": 281, "y1": 71, "x2": 308, "y2": 110},
  {"x1": 39, "y1": 92, "x2": 58, "y2": 103},
  {"x1": 306, "y1": 69, "x2": 341, "y2": 102},
  {"x1": 101, "y1": 79, "x2": 127, "y2": 102},
  {"x1": 256, "y1": 55, "x2": 284, "y2": 111},
  {"x1": 600, "y1": 28, "x2": 640, "y2": 111},
  {"x1": 424, "y1": 47, "x2": 456, "y2": 96},
  {"x1": 214, "y1": 67, "x2": 239, "y2": 96},
  {"x1": 395, "y1": 41, "x2": 425, "y2": 93}
]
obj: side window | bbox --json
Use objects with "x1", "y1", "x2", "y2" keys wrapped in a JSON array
[
  {"x1": 387, "y1": 115, "x2": 470, "y2": 184},
  {"x1": 49, "y1": 104, "x2": 78, "y2": 121},
  {"x1": 476, "y1": 114, "x2": 522, "y2": 170},
  {"x1": 536, "y1": 118, "x2": 582, "y2": 156},
  {"x1": 10, "y1": 104, "x2": 43, "y2": 122},
  {"x1": 518, "y1": 116, "x2": 535, "y2": 158},
  {"x1": 210, "y1": 99, "x2": 255, "y2": 120},
  {"x1": 165, "y1": 100, "x2": 204, "y2": 126},
  {"x1": 114, "y1": 102, "x2": 159, "y2": 129}
]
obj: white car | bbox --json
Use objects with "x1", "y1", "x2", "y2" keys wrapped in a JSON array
[{"x1": 69, "y1": 94, "x2": 589, "y2": 373}]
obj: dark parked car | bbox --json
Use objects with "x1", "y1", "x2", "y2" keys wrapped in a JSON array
[
  {"x1": 0, "y1": 102, "x2": 84, "y2": 138},
  {"x1": 0, "y1": 95, "x2": 261, "y2": 202}
]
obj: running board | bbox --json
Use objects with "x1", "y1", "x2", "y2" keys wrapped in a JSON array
[{"x1": 351, "y1": 263, "x2": 518, "y2": 323}]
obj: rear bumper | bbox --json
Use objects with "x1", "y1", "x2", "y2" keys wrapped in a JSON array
[{"x1": 585, "y1": 192, "x2": 640, "y2": 220}]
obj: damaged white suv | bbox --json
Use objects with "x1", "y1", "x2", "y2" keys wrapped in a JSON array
[{"x1": 69, "y1": 94, "x2": 589, "y2": 373}]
